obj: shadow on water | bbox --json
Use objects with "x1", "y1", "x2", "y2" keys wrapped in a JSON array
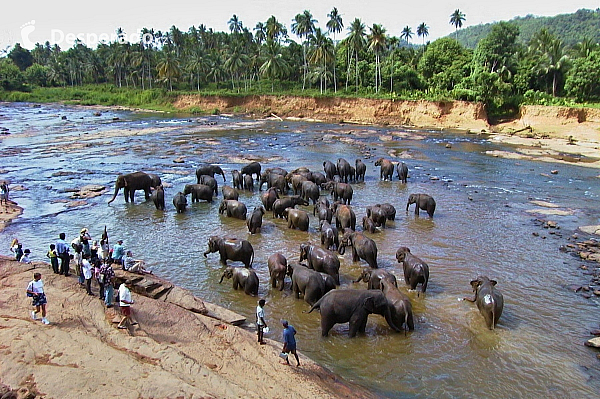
[{"x1": 1, "y1": 103, "x2": 600, "y2": 398}]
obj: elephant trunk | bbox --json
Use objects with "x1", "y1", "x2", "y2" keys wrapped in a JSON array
[
  {"x1": 203, "y1": 249, "x2": 210, "y2": 257},
  {"x1": 385, "y1": 307, "x2": 402, "y2": 333},
  {"x1": 219, "y1": 273, "x2": 226, "y2": 284},
  {"x1": 221, "y1": 172, "x2": 226, "y2": 182},
  {"x1": 338, "y1": 244, "x2": 346, "y2": 255},
  {"x1": 406, "y1": 202, "x2": 410, "y2": 211},
  {"x1": 107, "y1": 184, "x2": 120, "y2": 204},
  {"x1": 353, "y1": 275, "x2": 363, "y2": 283}
]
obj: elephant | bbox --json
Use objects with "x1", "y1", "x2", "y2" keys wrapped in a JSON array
[
  {"x1": 219, "y1": 199, "x2": 247, "y2": 220},
  {"x1": 309, "y1": 171, "x2": 327, "y2": 188},
  {"x1": 334, "y1": 204, "x2": 356, "y2": 231},
  {"x1": 397, "y1": 162, "x2": 408, "y2": 184},
  {"x1": 203, "y1": 236, "x2": 254, "y2": 268},
  {"x1": 339, "y1": 231, "x2": 378, "y2": 268},
  {"x1": 375, "y1": 158, "x2": 395, "y2": 181},
  {"x1": 407, "y1": 193, "x2": 436, "y2": 218},
  {"x1": 148, "y1": 173, "x2": 162, "y2": 188},
  {"x1": 287, "y1": 262, "x2": 330, "y2": 305},
  {"x1": 354, "y1": 268, "x2": 398, "y2": 290},
  {"x1": 197, "y1": 174, "x2": 218, "y2": 195},
  {"x1": 366, "y1": 205, "x2": 387, "y2": 228},
  {"x1": 288, "y1": 174, "x2": 308, "y2": 195},
  {"x1": 464, "y1": 276, "x2": 504, "y2": 330},
  {"x1": 319, "y1": 272, "x2": 337, "y2": 294},
  {"x1": 284, "y1": 208, "x2": 310, "y2": 231},
  {"x1": 259, "y1": 171, "x2": 288, "y2": 193},
  {"x1": 395, "y1": 247, "x2": 429, "y2": 294},
  {"x1": 379, "y1": 203, "x2": 397, "y2": 221},
  {"x1": 299, "y1": 243, "x2": 340, "y2": 285},
  {"x1": 264, "y1": 167, "x2": 288, "y2": 178},
  {"x1": 243, "y1": 174, "x2": 254, "y2": 191},
  {"x1": 307, "y1": 289, "x2": 402, "y2": 337},
  {"x1": 315, "y1": 199, "x2": 333, "y2": 223},
  {"x1": 355, "y1": 159, "x2": 367, "y2": 181},
  {"x1": 219, "y1": 266, "x2": 259, "y2": 296},
  {"x1": 380, "y1": 280, "x2": 415, "y2": 332},
  {"x1": 291, "y1": 166, "x2": 311, "y2": 175},
  {"x1": 324, "y1": 181, "x2": 353, "y2": 205},
  {"x1": 268, "y1": 253, "x2": 287, "y2": 291},
  {"x1": 247, "y1": 206, "x2": 265, "y2": 234},
  {"x1": 337, "y1": 158, "x2": 352, "y2": 183},
  {"x1": 173, "y1": 192, "x2": 187, "y2": 213},
  {"x1": 319, "y1": 220, "x2": 339, "y2": 251},
  {"x1": 260, "y1": 187, "x2": 280, "y2": 211},
  {"x1": 272, "y1": 196, "x2": 309, "y2": 219},
  {"x1": 222, "y1": 185, "x2": 239, "y2": 201},
  {"x1": 151, "y1": 185, "x2": 165, "y2": 210},
  {"x1": 183, "y1": 184, "x2": 213, "y2": 203},
  {"x1": 362, "y1": 216, "x2": 377, "y2": 234},
  {"x1": 240, "y1": 161, "x2": 261, "y2": 181},
  {"x1": 323, "y1": 161, "x2": 337, "y2": 180},
  {"x1": 196, "y1": 164, "x2": 226, "y2": 182},
  {"x1": 107, "y1": 171, "x2": 154, "y2": 204},
  {"x1": 231, "y1": 169, "x2": 243, "y2": 190},
  {"x1": 300, "y1": 180, "x2": 320, "y2": 206}
]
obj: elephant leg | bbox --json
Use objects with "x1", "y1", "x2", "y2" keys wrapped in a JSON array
[
  {"x1": 123, "y1": 188, "x2": 130, "y2": 203},
  {"x1": 233, "y1": 280, "x2": 239, "y2": 290},
  {"x1": 352, "y1": 248, "x2": 360, "y2": 262},
  {"x1": 321, "y1": 316, "x2": 335, "y2": 337},
  {"x1": 144, "y1": 188, "x2": 150, "y2": 200},
  {"x1": 348, "y1": 312, "x2": 366, "y2": 337},
  {"x1": 129, "y1": 189, "x2": 135, "y2": 203}
]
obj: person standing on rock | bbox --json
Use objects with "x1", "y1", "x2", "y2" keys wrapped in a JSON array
[
  {"x1": 1, "y1": 181, "x2": 9, "y2": 207},
  {"x1": 117, "y1": 281, "x2": 136, "y2": 329},
  {"x1": 81, "y1": 255, "x2": 94, "y2": 296},
  {"x1": 112, "y1": 239, "x2": 125, "y2": 267},
  {"x1": 27, "y1": 272, "x2": 50, "y2": 325},
  {"x1": 99, "y1": 260, "x2": 115, "y2": 307},
  {"x1": 20, "y1": 249, "x2": 31, "y2": 264},
  {"x1": 281, "y1": 320, "x2": 300, "y2": 366},
  {"x1": 256, "y1": 299, "x2": 267, "y2": 345},
  {"x1": 47, "y1": 244, "x2": 59, "y2": 274},
  {"x1": 56, "y1": 233, "x2": 70, "y2": 276}
]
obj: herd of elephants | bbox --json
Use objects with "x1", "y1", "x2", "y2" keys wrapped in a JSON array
[{"x1": 106, "y1": 158, "x2": 504, "y2": 337}]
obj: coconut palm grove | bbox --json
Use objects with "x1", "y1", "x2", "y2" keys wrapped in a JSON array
[{"x1": 1, "y1": 8, "x2": 600, "y2": 114}]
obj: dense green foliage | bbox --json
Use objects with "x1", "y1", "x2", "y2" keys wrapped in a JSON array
[
  {"x1": 1, "y1": 8, "x2": 599, "y2": 116},
  {"x1": 456, "y1": 8, "x2": 600, "y2": 49}
]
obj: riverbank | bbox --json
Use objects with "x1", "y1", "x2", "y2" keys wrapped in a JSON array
[{"x1": 0, "y1": 207, "x2": 373, "y2": 398}]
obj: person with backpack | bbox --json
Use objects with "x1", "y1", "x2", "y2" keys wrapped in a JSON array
[{"x1": 27, "y1": 272, "x2": 50, "y2": 325}]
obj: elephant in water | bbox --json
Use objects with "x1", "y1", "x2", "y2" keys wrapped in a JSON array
[
  {"x1": 307, "y1": 289, "x2": 402, "y2": 337},
  {"x1": 354, "y1": 268, "x2": 397, "y2": 290},
  {"x1": 151, "y1": 185, "x2": 165, "y2": 210},
  {"x1": 380, "y1": 280, "x2": 414, "y2": 333},
  {"x1": 172, "y1": 192, "x2": 187, "y2": 213},
  {"x1": 339, "y1": 231, "x2": 378, "y2": 268},
  {"x1": 203, "y1": 236, "x2": 254, "y2": 268},
  {"x1": 375, "y1": 158, "x2": 395, "y2": 181},
  {"x1": 397, "y1": 162, "x2": 408, "y2": 184},
  {"x1": 196, "y1": 164, "x2": 226, "y2": 182},
  {"x1": 407, "y1": 193, "x2": 436, "y2": 218},
  {"x1": 107, "y1": 171, "x2": 154, "y2": 204},
  {"x1": 395, "y1": 246, "x2": 429, "y2": 295},
  {"x1": 464, "y1": 276, "x2": 504, "y2": 330},
  {"x1": 268, "y1": 253, "x2": 287, "y2": 291},
  {"x1": 219, "y1": 266, "x2": 259, "y2": 296}
]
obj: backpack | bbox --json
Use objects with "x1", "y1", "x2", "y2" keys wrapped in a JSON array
[{"x1": 26, "y1": 281, "x2": 34, "y2": 297}]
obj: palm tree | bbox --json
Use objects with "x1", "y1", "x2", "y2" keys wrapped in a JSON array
[
  {"x1": 224, "y1": 43, "x2": 249, "y2": 91},
  {"x1": 266, "y1": 16, "x2": 287, "y2": 43},
  {"x1": 387, "y1": 36, "x2": 399, "y2": 93},
  {"x1": 260, "y1": 39, "x2": 289, "y2": 91},
  {"x1": 572, "y1": 37, "x2": 598, "y2": 58},
  {"x1": 450, "y1": 9, "x2": 466, "y2": 41},
  {"x1": 326, "y1": 7, "x2": 343, "y2": 92},
  {"x1": 368, "y1": 23, "x2": 387, "y2": 93},
  {"x1": 292, "y1": 10, "x2": 317, "y2": 90},
  {"x1": 254, "y1": 22, "x2": 267, "y2": 46},
  {"x1": 156, "y1": 51, "x2": 180, "y2": 91},
  {"x1": 400, "y1": 26, "x2": 413, "y2": 45},
  {"x1": 228, "y1": 15, "x2": 243, "y2": 34},
  {"x1": 308, "y1": 28, "x2": 334, "y2": 93},
  {"x1": 345, "y1": 18, "x2": 366, "y2": 92},
  {"x1": 538, "y1": 38, "x2": 570, "y2": 97},
  {"x1": 417, "y1": 23, "x2": 429, "y2": 53}
]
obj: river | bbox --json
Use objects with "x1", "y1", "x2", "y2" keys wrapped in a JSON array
[{"x1": 1, "y1": 102, "x2": 599, "y2": 398}]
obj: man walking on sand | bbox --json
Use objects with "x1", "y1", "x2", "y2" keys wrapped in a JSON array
[
  {"x1": 281, "y1": 320, "x2": 300, "y2": 366},
  {"x1": 27, "y1": 272, "x2": 50, "y2": 325},
  {"x1": 256, "y1": 299, "x2": 267, "y2": 345},
  {"x1": 117, "y1": 281, "x2": 137, "y2": 329}
]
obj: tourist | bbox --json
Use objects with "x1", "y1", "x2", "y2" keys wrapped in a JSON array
[
  {"x1": 10, "y1": 238, "x2": 19, "y2": 257},
  {"x1": 90, "y1": 240, "x2": 99, "y2": 262},
  {"x1": 0, "y1": 181, "x2": 9, "y2": 207},
  {"x1": 27, "y1": 272, "x2": 50, "y2": 325},
  {"x1": 71, "y1": 234, "x2": 84, "y2": 283},
  {"x1": 56, "y1": 233, "x2": 70, "y2": 276},
  {"x1": 80, "y1": 228, "x2": 92, "y2": 259},
  {"x1": 99, "y1": 260, "x2": 115, "y2": 308},
  {"x1": 112, "y1": 239, "x2": 125, "y2": 266},
  {"x1": 117, "y1": 281, "x2": 137, "y2": 329},
  {"x1": 281, "y1": 319, "x2": 300, "y2": 366},
  {"x1": 47, "y1": 244, "x2": 59, "y2": 274},
  {"x1": 20, "y1": 249, "x2": 32, "y2": 264},
  {"x1": 81, "y1": 255, "x2": 94, "y2": 296},
  {"x1": 14, "y1": 243, "x2": 24, "y2": 262},
  {"x1": 122, "y1": 250, "x2": 150, "y2": 274},
  {"x1": 256, "y1": 299, "x2": 267, "y2": 345},
  {"x1": 100, "y1": 238, "x2": 110, "y2": 263}
]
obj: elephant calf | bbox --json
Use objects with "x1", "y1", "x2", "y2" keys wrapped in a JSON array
[
  {"x1": 151, "y1": 185, "x2": 165, "y2": 210},
  {"x1": 380, "y1": 280, "x2": 414, "y2": 333},
  {"x1": 268, "y1": 253, "x2": 287, "y2": 291},
  {"x1": 395, "y1": 247, "x2": 429, "y2": 295},
  {"x1": 219, "y1": 199, "x2": 247, "y2": 220},
  {"x1": 219, "y1": 266, "x2": 259, "y2": 296},
  {"x1": 339, "y1": 231, "x2": 378, "y2": 268},
  {"x1": 464, "y1": 276, "x2": 504, "y2": 330},
  {"x1": 354, "y1": 268, "x2": 398, "y2": 290},
  {"x1": 407, "y1": 193, "x2": 436, "y2": 218},
  {"x1": 173, "y1": 192, "x2": 187, "y2": 213},
  {"x1": 247, "y1": 206, "x2": 265, "y2": 234}
]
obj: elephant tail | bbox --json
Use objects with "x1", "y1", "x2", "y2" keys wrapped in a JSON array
[
  {"x1": 306, "y1": 297, "x2": 323, "y2": 314},
  {"x1": 490, "y1": 296, "x2": 496, "y2": 331},
  {"x1": 249, "y1": 250, "x2": 254, "y2": 268}
]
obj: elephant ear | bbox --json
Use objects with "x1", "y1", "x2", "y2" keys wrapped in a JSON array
[
  {"x1": 490, "y1": 279, "x2": 498, "y2": 286},
  {"x1": 470, "y1": 279, "x2": 481, "y2": 290},
  {"x1": 363, "y1": 296, "x2": 376, "y2": 313}
]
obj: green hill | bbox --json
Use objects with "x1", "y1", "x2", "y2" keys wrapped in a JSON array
[{"x1": 453, "y1": 8, "x2": 600, "y2": 48}]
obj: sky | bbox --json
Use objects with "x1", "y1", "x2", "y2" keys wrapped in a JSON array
[{"x1": 2, "y1": 0, "x2": 599, "y2": 51}]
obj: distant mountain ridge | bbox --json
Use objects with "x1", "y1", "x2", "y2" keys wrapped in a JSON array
[{"x1": 451, "y1": 8, "x2": 600, "y2": 48}]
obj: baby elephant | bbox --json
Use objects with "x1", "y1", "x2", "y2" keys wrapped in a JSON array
[
  {"x1": 464, "y1": 276, "x2": 504, "y2": 330},
  {"x1": 219, "y1": 266, "x2": 259, "y2": 296},
  {"x1": 247, "y1": 206, "x2": 265, "y2": 234},
  {"x1": 406, "y1": 193, "x2": 436, "y2": 218},
  {"x1": 395, "y1": 247, "x2": 429, "y2": 295}
]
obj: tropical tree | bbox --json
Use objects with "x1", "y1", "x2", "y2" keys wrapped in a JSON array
[
  {"x1": 224, "y1": 43, "x2": 249, "y2": 91},
  {"x1": 400, "y1": 26, "x2": 413, "y2": 45},
  {"x1": 326, "y1": 7, "x2": 343, "y2": 92},
  {"x1": 417, "y1": 23, "x2": 429, "y2": 51},
  {"x1": 537, "y1": 38, "x2": 570, "y2": 97},
  {"x1": 266, "y1": 16, "x2": 287, "y2": 43},
  {"x1": 368, "y1": 23, "x2": 387, "y2": 93},
  {"x1": 254, "y1": 22, "x2": 267, "y2": 46},
  {"x1": 308, "y1": 28, "x2": 334, "y2": 93},
  {"x1": 259, "y1": 39, "x2": 289, "y2": 91},
  {"x1": 344, "y1": 18, "x2": 366, "y2": 91},
  {"x1": 450, "y1": 9, "x2": 466, "y2": 40},
  {"x1": 228, "y1": 15, "x2": 243, "y2": 34},
  {"x1": 156, "y1": 51, "x2": 180, "y2": 91},
  {"x1": 292, "y1": 10, "x2": 317, "y2": 90}
]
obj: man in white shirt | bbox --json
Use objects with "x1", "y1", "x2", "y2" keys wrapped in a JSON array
[
  {"x1": 256, "y1": 299, "x2": 267, "y2": 345},
  {"x1": 117, "y1": 282, "x2": 136, "y2": 329},
  {"x1": 27, "y1": 272, "x2": 49, "y2": 325}
]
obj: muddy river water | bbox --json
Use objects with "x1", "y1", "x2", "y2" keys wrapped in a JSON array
[{"x1": 1, "y1": 102, "x2": 599, "y2": 398}]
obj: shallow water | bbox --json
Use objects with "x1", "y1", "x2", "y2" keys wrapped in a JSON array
[{"x1": 1, "y1": 102, "x2": 599, "y2": 398}]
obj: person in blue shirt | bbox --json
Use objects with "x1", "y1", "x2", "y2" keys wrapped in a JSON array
[
  {"x1": 56, "y1": 233, "x2": 70, "y2": 276},
  {"x1": 281, "y1": 320, "x2": 300, "y2": 367},
  {"x1": 112, "y1": 240, "x2": 125, "y2": 266}
]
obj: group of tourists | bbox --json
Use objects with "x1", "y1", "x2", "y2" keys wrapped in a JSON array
[{"x1": 256, "y1": 299, "x2": 300, "y2": 366}]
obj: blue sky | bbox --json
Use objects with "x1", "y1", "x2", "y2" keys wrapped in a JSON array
[{"x1": 2, "y1": 0, "x2": 599, "y2": 51}]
